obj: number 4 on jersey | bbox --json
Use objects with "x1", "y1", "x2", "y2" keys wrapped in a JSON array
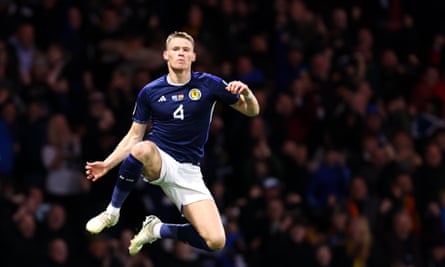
[{"x1": 173, "y1": 104, "x2": 184, "y2": 120}]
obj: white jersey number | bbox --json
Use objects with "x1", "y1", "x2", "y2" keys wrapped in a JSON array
[{"x1": 173, "y1": 104, "x2": 184, "y2": 120}]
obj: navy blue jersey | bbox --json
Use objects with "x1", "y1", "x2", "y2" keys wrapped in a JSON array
[{"x1": 133, "y1": 72, "x2": 239, "y2": 164}]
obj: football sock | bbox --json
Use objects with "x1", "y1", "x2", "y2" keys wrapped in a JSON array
[
  {"x1": 110, "y1": 154, "x2": 143, "y2": 209},
  {"x1": 106, "y1": 203, "x2": 120, "y2": 216},
  {"x1": 160, "y1": 223, "x2": 212, "y2": 251}
]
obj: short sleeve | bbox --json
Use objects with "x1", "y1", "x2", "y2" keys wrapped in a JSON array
[
  {"x1": 206, "y1": 74, "x2": 240, "y2": 105},
  {"x1": 132, "y1": 88, "x2": 152, "y2": 123}
]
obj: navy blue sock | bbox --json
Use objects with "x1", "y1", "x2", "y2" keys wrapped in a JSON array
[
  {"x1": 160, "y1": 223, "x2": 212, "y2": 251},
  {"x1": 111, "y1": 154, "x2": 143, "y2": 208}
]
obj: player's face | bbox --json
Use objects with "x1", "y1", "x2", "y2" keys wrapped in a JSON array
[{"x1": 164, "y1": 37, "x2": 196, "y2": 71}]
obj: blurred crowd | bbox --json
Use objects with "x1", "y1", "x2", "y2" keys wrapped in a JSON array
[{"x1": 2, "y1": 0, "x2": 445, "y2": 266}]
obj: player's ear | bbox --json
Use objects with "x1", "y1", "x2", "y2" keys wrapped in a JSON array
[
  {"x1": 191, "y1": 52, "x2": 196, "y2": 62},
  {"x1": 163, "y1": 51, "x2": 168, "y2": 60}
]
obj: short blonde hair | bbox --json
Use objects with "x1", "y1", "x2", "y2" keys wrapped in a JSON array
[{"x1": 165, "y1": 31, "x2": 195, "y2": 49}]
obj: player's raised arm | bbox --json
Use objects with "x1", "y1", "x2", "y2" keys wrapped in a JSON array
[
  {"x1": 85, "y1": 121, "x2": 147, "y2": 181},
  {"x1": 226, "y1": 80, "x2": 260, "y2": 117}
]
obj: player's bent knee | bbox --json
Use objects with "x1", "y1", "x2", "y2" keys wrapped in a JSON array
[
  {"x1": 206, "y1": 234, "x2": 226, "y2": 251},
  {"x1": 131, "y1": 141, "x2": 157, "y2": 160}
]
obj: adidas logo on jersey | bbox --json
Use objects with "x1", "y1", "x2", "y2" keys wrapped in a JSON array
[{"x1": 158, "y1": 96, "x2": 167, "y2": 102}]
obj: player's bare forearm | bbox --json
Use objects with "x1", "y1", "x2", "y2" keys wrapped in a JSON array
[
  {"x1": 239, "y1": 91, "x2": 260, "y2": 116},
  {"x1": 86, "y1": 130, "x2": 143, "y2": 181},
  {"x1": 102, "y1": 135, "x2": 138, "y2": 169},
  {"x1": 85, "y1": 122, "x2": 146, "y2": 181},
  {"x1": 227, "y1": 81, "x2": 260, "y2": 117},
  {"x1": 103, "y1": 122, "x2": 146, "y2": 168}
]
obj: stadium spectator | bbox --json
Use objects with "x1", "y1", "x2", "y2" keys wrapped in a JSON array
[
  {"x1": 344, "y1": 176, "x2": 381, "y2": 233},
  {"x1": 379, "y1": 210, "x2": 424, "y2": 267},
  {"x1": 9, "y1": 22, "x2": 38, "y2": 87},
  {"x1": 345, "y1": 216, "x2": 373, "y2": 267},
  {"x1": 37, "y1": 237, "x2": 72, "y2": 267}
]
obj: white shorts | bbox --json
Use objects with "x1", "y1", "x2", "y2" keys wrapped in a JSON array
[{"x1": 147, "y1": 147, "x2": 213, "y2": 212}]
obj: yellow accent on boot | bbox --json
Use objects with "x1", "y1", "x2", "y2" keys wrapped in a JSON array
[{"x1": 128, "y1": 215, "x2": 161, "y2": 255}]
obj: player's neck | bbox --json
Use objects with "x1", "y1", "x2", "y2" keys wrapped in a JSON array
[{"x1": 167, "y1": 70, "x2": 191, "y2": 85}]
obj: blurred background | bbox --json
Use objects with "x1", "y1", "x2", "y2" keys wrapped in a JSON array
[{"x1": 1, "y1": 0, "x2": 445, "y2": 266}]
